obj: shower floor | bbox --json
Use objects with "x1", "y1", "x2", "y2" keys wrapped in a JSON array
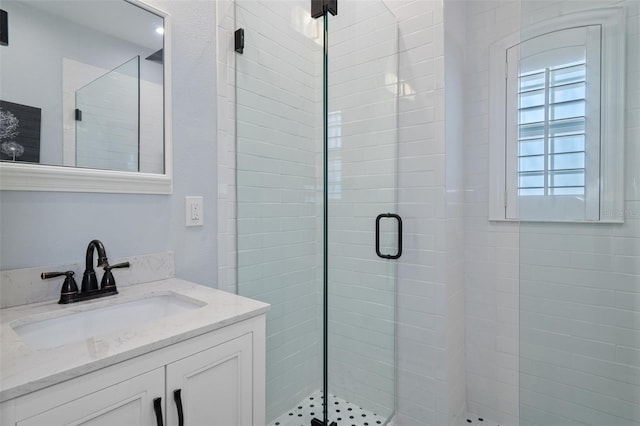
[
  {"x1": 269, "y1": 390, "x2": 388, "y2": 426},
  {"x1": 463, "y1": 413, "x2": 502, "y2": 426}
]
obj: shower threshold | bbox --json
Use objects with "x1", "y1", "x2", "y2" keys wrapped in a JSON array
[{"x1": 269, "y1": 390, "x2": 388, "y2": 426}]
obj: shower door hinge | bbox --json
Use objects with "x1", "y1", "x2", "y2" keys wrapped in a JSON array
[
  {"x1": 311, "y1": 0, "x2": 337, "y2": 19},
  {"x1": 75, "y1": 108, "x2": 82, "y2": 121},
  {"x1": 311, "y1": 419, "x2": 337, "y2": 426},
  {"x1": 235, "y1": 28, "x2": 244, "y2": 54}
]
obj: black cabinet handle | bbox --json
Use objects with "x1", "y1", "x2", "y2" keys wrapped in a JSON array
[
  {"x1": 153, "y1": 397, "x2": 164, "y2": 426},
  {"x1": 174, "y1": 389, "x2": 184, "y2": 426},
  {"x1": 375, "y1": 213, "x2": 402, "y2": 259}
]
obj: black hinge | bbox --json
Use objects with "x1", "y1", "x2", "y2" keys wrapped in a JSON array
[
  {"x1": 311, "y1": 0, "x2": 337, "y2": 19},
  {"x1": 75, "y1": 108, "x2": 82, "y2": 121},
  {"x1": 0, "y1": 9, "x2": 8, "y2": 46},
  {"x1": 235, "y1": 28, "x2": 244, "y2": 54}
]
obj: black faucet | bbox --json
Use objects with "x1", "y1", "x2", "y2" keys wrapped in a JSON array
[
  {"x1": 81, "y1": 239, "x2": 109, "y2": 293},
  {"x1": 41, "y1": 240, "x2": 130, "y2": 304}
]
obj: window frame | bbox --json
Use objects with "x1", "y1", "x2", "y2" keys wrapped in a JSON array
[{"x1": 489, "y1": 7, "x2": 626, "y2": 223}]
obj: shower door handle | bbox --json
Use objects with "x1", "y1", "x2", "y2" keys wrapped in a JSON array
[{"x1": 375, "y1": 213, "x2": 402, "y2": 259}]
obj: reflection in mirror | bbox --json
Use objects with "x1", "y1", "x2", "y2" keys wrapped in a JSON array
[{"x1": 0, "y1": 0, "x2": 164, "y2": 174}]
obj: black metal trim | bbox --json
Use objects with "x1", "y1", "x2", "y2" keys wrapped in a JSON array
[
  {"x1": 0, "y1": 10, "x2": 7, "y2": 46},
  {"x1": 174, "y1": 389, "x2": 184, "y2": 426},
  {"x1": 235, "y1": 28, "x2": 244, "y2": 54},
  {"x1": 153, "y1": 397, "x2": 164, "y2": 426},
  {"x1": 375, "y1": 213, "x2": 402, "y2": 260},
  {"x1": 311, "y1": 418, "x2": 337, "y2": 426},
  {"x1": 311, "y1": 0, "x2": 337, "y2": 19}
]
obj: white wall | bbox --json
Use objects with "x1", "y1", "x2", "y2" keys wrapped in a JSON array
[
  {"x1": 462, "y1": 1, "x2": 521, "y2": 423},
  {"x1": 0, "y1": 0, "x2": 219, "y2": 290},
  {"x1": 463, "y1": 1, "x2": 640, "y2": 425}
]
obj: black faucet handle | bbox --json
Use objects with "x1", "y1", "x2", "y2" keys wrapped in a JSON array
[
  {"x1": 41, "y1": 270, "x2": 79, "y2": 304},
  {"x1": 100, "y1": 261, "x2": 129, "y2": 290},
  {"x1": 104, "y1": 261, "x2": 130, "y2": 271},
  {"x1": 41, "y1": 270, "x2": 73, "y2": 280}
]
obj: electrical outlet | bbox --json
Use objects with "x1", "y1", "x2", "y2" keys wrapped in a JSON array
[{"x1": 185, "y1": 196, "x2": 203, "y2": 227}]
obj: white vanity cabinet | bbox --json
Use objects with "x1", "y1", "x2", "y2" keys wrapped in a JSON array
[{"x1": 0, "y1": 315, "x2": 265, "y2": 426}]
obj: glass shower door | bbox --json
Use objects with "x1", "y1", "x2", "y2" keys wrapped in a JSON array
[
  {"x1": 235, "y1": 1, "x2": 324, "y2": 423},
  {"x1": 236, "y1": 1, "x2": 398, "y2": 424},
  {"x1": 76, "y1": 56, "x2": 140, "y2": 171},
  {"x1": 326, "y1": 2, "x2": 398, "y2": 424}
]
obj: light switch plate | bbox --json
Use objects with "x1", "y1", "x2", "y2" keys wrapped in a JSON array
[{"x1": 185, "y1": 196, "x2": 203, "y2": 227}]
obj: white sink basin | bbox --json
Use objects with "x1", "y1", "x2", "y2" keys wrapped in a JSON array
[{"x1": 12, "y1": 294, "x2": 203, "y2": 350}]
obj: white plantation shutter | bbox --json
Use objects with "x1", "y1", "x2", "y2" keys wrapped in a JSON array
[{"x1": 506, "y1": 25, "x2": 601, "y2": 221}]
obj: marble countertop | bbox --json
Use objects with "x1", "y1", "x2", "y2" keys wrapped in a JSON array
[{"x1": 0, "y1": 279, "x2": 270, "y2": 402}]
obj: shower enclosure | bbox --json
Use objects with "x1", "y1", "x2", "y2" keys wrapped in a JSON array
[{"x1": 235, "y1": 1, "x2": 399, "y2": 425}]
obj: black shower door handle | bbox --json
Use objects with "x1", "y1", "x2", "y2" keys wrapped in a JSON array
[{"x1": 375, "y1": 213, "x2": 402, "y2": 259}]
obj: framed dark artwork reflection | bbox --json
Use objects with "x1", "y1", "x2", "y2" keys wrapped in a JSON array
[{"x1": 0, "y1": 100, "x2": 41, "y2": 163}]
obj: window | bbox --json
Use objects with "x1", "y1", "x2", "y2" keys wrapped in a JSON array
[{"x1": 489, "y1": 8, "x2": 625, "y2": 222}]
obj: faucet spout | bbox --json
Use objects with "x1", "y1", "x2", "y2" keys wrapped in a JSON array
[{"x1": 81, "y1": 240, "x2": 109, "y2": 293}]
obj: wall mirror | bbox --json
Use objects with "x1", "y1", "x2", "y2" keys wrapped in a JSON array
[{"x1": 0, "y1": 0, "x2": 172, "y2": 193}]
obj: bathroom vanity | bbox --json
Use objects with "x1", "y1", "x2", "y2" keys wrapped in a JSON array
[{"x1": 0, "y1": 277, "x2": 269, "y2": 426}]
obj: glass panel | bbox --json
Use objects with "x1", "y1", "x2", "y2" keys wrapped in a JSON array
[
  {"x1": 550, "y1": 99, "x2": 585, "y2": 120},
  {"x1": 519, "y1": 139, "x2": 545, "y2": 156},
  {"x1": 549, "y1": 152, "x2": 584, "y2": 170},
  {"x1": 550, "y1": 82, "x2": 585, "y2": 104},
  {"x1": 236, "y1": 2, "x2": 397, "y2": 425},
  {"x1": 549, "y1": 63, "x2": 586, "y2": 86},
  {"x1": 550, "y1": 135, "x2": 585, "y2": 153},
  {"x1": 520, "y1": 88, "x2": 545, "y2": 108},
  {"x1": 76, "y1": 56, "x2": 139, "y2": 172},
  {"x1": 235, "y1": 1, "x2": 323, "y2": 423},
  {"x1": 520, "y1": 71, "x2": 546, "y2": 92},
  {"x1": 328, "y1": 2, "x2": 397, "y2": 424},
  {"x1": 519, "y1": 155, "x2": 544, "y2": 172},
  {"x1": 518, "y1": 171, "x2": 544, "y2": 189},
  {"x1": 519, "y1": 122, "x2": 545, "y2": 140},
  {"x1": 549, "y1": 169, "x2": 585, "y2": 187},
  {"x1": 548, "y1": 117, "x2": 585, "y2": 137},
  {"x1": 519, "y1": 106, "x2": 545, "y2": 124}
]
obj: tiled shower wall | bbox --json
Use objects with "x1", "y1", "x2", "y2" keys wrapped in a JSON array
[
  {"x1": 234, "y1": 0, "x2": 323, "y2": 421},
  {"x1": 326, "y1": 1, "x2": 398, "y2": 418},
  {"x1": 219, "y1": 1, "x2": 467, "y2": 425},
  {"x1": 385, "y1": 1, "x2": 467, "y2": 424},
  {"x1": 463, "y1": 0, "x2": 640, "y2": 424},
  {"x1": 462, "y1": 2, "x2": 521, "y2": 423}
]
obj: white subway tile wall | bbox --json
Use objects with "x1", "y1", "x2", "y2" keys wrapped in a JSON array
[
  {"x1": 327, "y1": 1, "x2": 398, "y2": 418},
  {"x1": 234, "y1": 0, "x2": 323, "y2": 422},
  {"x1": 463, "y1": 1, "x2": 521, "y2": 423},
  {"x1": 464, "y1": 0, "x2": 639, "y2": 425},
  {"x1": 384, "y1": 1, "x2": 468, "y2": 424}
]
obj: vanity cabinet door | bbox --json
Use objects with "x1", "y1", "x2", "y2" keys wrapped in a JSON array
[
  {"x1": 16, "y1": 368, "x2": 164, "y2": 426},
  {"x1": 165, "y1": 333, "x2": 253, "y2": 426}
]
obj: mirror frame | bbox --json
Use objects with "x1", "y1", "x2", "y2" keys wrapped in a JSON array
[{"x1": 0, "y1": 0, "x2": 172, "y2": 194}]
